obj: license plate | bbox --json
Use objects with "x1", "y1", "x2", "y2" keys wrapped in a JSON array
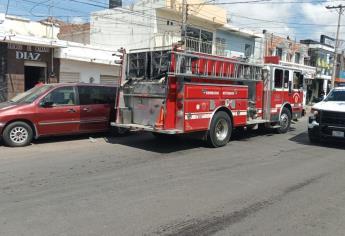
[{"x1": 332, "y1": 131, "x2": 344, "y2": 137}]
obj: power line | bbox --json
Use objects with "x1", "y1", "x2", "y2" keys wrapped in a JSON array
[{"x1": 191, "y1": 0, "x2": 345, "y2": 5}]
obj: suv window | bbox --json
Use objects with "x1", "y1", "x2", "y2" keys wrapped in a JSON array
[
  {"x1": 44, "y1": 87, "x2": 76, "y2": 106},
  {"x1": 78, "y1": 86, "x2": 116, "y2": 105}
]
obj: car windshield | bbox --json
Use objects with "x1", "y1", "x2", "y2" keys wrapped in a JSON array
[
  {"x1": 324, "y1": 89, "x2": 345, "y2": 102},
  {"x1": 9, "y1": 85, "x2": 53, "y2": 104}
]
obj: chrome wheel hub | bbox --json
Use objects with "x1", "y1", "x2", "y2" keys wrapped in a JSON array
[
  {"x1": 10, "y1": 127, "x2": 28, "y2": 144},
  {"x1": 215, "y1": 119, "x2": 228, "y2": 141},
  {"x1": 280, "y1": 113, "x2": 289, "y2": 130}
]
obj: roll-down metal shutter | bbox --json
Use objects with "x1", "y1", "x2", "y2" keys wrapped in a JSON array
[
  {"x1": 100, "y1": 75, "x2": 120, "y2": 86},
  {"x1": 60, "y1": 72, "x2": 80, "y2": 83}
]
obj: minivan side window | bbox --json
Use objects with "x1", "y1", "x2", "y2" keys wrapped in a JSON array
[
  {"x1": 44, "y1": 87, "x2": 76, "y2": 106},
  {"x1": 78, "y1": 86, "x2": 116, "y2": 105}
]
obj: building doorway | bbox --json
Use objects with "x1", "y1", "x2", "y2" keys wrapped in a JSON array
[{"x1": 24, "y1": 66, "x2": 46, "y2": 91}]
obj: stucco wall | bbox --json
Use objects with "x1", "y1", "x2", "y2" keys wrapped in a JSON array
[
  {"x1": 59, "y1": 59, "x2": 120, "y2": 84},
  {"x1": 216, "y1": 30, "x2": 256, "y2": 58},
  {"x1": 90, "y1": 8, "x2": 156, "y2": 51}
]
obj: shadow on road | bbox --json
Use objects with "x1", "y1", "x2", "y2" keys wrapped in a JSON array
[
  {"x1": 231, "y1": 127, "x2": 288, "y2": 141},
  {"x1": 105, "y1": 127, "x2": 289, "y2": 154},
  {"x1": 289, "y1": 131, "x2": 345, "y2": 150},
  {"x1": 105, "y1": 132, "x2": 206, "y2": 154},
  {"x1": 32, "y1": 133, "x2": 107, "y2": 145}
]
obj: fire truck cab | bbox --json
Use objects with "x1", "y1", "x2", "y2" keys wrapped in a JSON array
[{"x1": 112, "y1": 46, "x2": 305, "y2": 147}]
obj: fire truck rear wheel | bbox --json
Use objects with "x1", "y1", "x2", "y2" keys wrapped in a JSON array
[
  {"x1": 207, "y1": 111, "x2": 232, "y2": 148},
  {"x1": 277, "y1": 107, "x2": 292, "y2": 134}
]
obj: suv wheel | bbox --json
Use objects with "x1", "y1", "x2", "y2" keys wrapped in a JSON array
[{"x1": 2, "y1": 122, "x2": 33, "y2": 147}]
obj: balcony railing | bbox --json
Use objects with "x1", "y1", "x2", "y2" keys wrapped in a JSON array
[
  {"x1": 185, "y1": 37, "x2": 213, "y2": 54},
  {"x1": 153, "y1": 34, "x2": 263, "y2": 64}
]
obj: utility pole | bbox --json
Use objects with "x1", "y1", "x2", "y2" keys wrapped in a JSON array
[
  {"x1": 181, "y1": 0, "x2": 188, "y2": 43},
  {"x1": 326, "y1": 5, "x2": 345, "y2": 89}
]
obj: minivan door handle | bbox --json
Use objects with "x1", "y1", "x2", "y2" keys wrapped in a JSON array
[
  {"x1": 67, "y1": 108, "x2": 77, "y2": 113},
  {"x1": 83, "y1": 107, "x2": 91, "y2": 112}
]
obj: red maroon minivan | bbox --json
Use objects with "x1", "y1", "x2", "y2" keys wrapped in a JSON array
[{"x1": 0, "y1": 83, "x2": 119, "y2": 147}]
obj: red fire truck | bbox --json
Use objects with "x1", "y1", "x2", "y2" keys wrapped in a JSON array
[{"x1": 112, "y1": 45, "x2": 304, "y2": 147}]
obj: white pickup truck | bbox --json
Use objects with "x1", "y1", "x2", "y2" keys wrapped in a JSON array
[{"x1": 308, "y1": 87, "x2": 345, "y2": 143}]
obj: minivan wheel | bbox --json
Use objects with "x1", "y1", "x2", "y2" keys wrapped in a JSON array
[{"x1": 2, "y1": 122, "x2": 33, "y2": 147}]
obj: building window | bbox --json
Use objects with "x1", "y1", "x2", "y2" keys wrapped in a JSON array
[
  {"x1": 185, "y1": 26, "x2": 213, "y2": 54},
  {"x1": 276, "y1": 47, "x2": 283, "y2": 60},
  {"x1": 245, "y1": 44, "x2": 252, "y2": 58},
  {"x1": 295, "y1": 52, "x2": 300, "y2": 64}
]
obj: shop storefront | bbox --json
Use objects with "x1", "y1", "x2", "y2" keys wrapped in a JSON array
[{"x1": 0, "y1": 42, "x2": 60, "y2": 101}]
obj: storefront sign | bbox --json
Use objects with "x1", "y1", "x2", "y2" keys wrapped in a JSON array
[
  {"x1": 8, "y1": 44, "x2": 50, "y2": 61},
  {"x1": 16, "y1": 51, "x2": 41, "y2": 61}
]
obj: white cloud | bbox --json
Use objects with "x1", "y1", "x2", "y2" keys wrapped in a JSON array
[
  {"x1": 226, "y1": 0, "x2": 295, "y2": 37},
  {"x1": 71, "y1": 16, "x2": 86, "y2": 24},
  {"x1": 299, "y1": 2, "x2": 340, "y2": 40},
  {"x1": 226, "y1": 0, "x2": 345, "y2": 42}
]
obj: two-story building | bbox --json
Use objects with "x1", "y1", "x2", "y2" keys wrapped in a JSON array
[
  {"x1": 301, "y1": 36, "x2": 335, "y2": 103},
  {"x1": 90, "y1": 0, "x2": 227, "y2": 52}
]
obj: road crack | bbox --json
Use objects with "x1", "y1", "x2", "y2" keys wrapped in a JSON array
[{"x1": 153, "y1": 173, "x2": 327, "y2": 236}]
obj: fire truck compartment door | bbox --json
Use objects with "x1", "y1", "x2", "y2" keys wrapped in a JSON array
[{"x1": 132, "y1": 97, "x2": 164, "y2": 127}]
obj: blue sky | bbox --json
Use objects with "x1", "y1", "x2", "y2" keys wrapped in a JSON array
[
  {"x1": 0, "y1": 0, "x2": 111, "y2": 22},
  {"x1": 0, "y1": 0, "x2": 344, "y2": 41}
]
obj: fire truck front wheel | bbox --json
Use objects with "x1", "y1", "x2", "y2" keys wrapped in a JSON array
[
  {"x1": 277, "y1": 107, "x2": 292, "y2": 134},
  {"x1": 207, "y1": 111, "x2": 232, "y2": 148}
]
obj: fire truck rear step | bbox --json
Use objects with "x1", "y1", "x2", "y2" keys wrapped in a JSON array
[
  {"x1": 246, "y1": 119, "x2": 270, "y2": 125},
  {"x1": 111, "y1": 122, "x2": 182, "y2": 134}
]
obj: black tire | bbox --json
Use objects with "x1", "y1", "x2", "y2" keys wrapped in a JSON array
[
  {"x1": 207, "y1": 111, "x2": 232, "y2": 148},
  {"x1": 2, "y1": 121, "x2": 33, "y2": 147},
  {"x1": 277, "y1": 107, "x2": 292, "y2": 134},
  {"x1": 308, "y1": 131, "x2": 320, "y2": 143}
]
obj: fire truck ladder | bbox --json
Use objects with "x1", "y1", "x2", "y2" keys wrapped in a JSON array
[{"x1": 171, "y1": 51, "x2": 262, "y2": 82}]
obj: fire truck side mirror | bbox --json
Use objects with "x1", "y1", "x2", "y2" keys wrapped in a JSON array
[{"x1": 288, "y1": 81, "x2": 292, "y2": 94}]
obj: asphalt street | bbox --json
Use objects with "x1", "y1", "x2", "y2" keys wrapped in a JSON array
[{"x1": 0, "y1": 117, "x2": 345, "y2": 236}]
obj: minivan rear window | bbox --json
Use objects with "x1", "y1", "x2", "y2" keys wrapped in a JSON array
[{"x1": 78, "y1": 86, "x2": 116, "y2": 105}]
